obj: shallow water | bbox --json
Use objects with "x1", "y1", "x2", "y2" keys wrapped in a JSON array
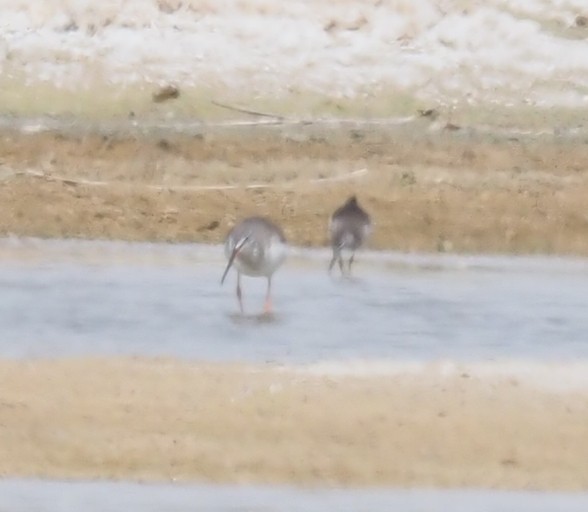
[
  {"x1": 2, "y1": 479, "x2": 588, "y2": 512},
  {"x1": 0, "y1": 237, "x2": 587, "y2": 362},
  {"x1": 2, "y1": 238, "x2": 588, "y2": 506}
]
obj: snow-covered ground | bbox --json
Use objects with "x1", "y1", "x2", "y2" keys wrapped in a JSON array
[{"x1": 0, "y1": 0, "x2": 587, "y2": 108}]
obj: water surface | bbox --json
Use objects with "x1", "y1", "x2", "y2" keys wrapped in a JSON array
[
  {"x1": 0, "y1": 237, "x2": 586, "y2": 362},
  {"x1": 2, "y1": 479, "x2": 588, "y2": 512}
]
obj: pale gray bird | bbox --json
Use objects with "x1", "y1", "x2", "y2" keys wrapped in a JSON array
[
  {"x1": 221, "y1": 216, "x2": 288, "y2": 313},
  {"x1": 328, "y1": 196, "x2": 372, "y2": 276}
]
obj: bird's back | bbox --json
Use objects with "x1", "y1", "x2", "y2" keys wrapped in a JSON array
[
  {"x1": 329, "y1": 198, "x2": 371, "y2": 250},
  {"x1": 225, "y1": 216, "x2": 287, "y2": 276}
]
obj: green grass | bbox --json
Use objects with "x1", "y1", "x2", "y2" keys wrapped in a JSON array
[
  {"x1": 1, "y1": 73, "x2": 588, "y2": 134},
  {"x1": 0, "y1": 74, "x2": 423, "y2": 121}
]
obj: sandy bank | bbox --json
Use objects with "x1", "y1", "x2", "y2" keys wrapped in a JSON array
[{"x1": 0, "y1": 357, "x2": 587, "y2": 489}]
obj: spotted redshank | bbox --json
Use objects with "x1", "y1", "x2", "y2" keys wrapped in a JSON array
[
  {"x1": 328, "y1": 195, "x2": 372, "y2": 276},
  {"x1": 221, "y1": 216, "x2": 288, "y2": 313}
]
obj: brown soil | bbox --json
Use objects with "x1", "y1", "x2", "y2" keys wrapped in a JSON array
[
  {"x1": 1, "y1": 122, "x2": 588, "y2": 254},
  {"x1": 0, "y1": 358, "x2": 587, "y2": 489}
]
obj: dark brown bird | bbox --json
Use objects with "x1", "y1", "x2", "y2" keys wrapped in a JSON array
[{"x1": 328, "y1": 196, "x2": 372, "y2": 276}]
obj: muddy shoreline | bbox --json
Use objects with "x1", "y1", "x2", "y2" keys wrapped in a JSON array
[{"x1": 1, "y1": 119, "x2": 588, "y2": 255}]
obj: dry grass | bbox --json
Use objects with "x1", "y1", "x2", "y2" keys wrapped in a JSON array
[
  {"x1": 1, "y1": 124, "x2": 588, "y2": 254},
  {"x1": 0, "y1": 357, "x2": 587, "y2": 488}
]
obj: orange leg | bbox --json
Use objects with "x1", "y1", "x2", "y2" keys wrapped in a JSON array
[{"x1": 264, "y1": 276, "x2": 273, "y2": 313}]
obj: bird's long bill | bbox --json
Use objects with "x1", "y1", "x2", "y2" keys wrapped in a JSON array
[{"x1": 220, "y1": 236, "x2": 249, "y2": 285}]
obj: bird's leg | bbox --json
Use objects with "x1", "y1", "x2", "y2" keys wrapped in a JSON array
[
  {"x1": 348, "y1": 252, "x2": 355, "y2": 275},
  {"x1": 263, "y1": 276, "x2": 273, "y2": 314},
  {"x1": 328, "y1": 251, "x2": 337, "y2": 274},
  {"x1": 338, "y1": 253, "x2": 345, "y2": 276},
  {"x1": 236, "y1": 272, "x2": 244, "y2": 314}
]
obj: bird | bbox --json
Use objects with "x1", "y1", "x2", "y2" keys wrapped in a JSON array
[
  {"x1": 221, "y1": 216, "x2": 288, "y2": 314},
  {"x1": 328, "y1": 195, "x2": 372, "y2": 276}
]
